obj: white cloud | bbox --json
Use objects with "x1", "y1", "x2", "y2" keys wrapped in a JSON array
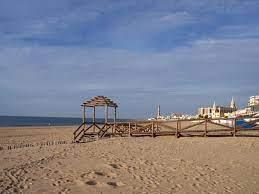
[
  {"x1": 159, "y1": 11, "x2": 194, "y2": 24},
  {"x1": 215, "y1": 25, "x2": 259, "y2": 38},
  {"x1": 1, "y1": 0, "x2": 259, "y2": 117},
  {"x1": 0, "y1": 36, "x2": 258, "y2": 117}
]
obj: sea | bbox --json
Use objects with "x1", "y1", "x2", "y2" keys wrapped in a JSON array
[{"x1": 0, "y1": 116, "x2": 128, "y2": 127}]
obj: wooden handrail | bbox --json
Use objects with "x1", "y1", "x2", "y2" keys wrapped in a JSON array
[
  {"x1": 74, "y1": 122, "x2": 86, "y2": 141},
  {"x1": 207, "y1": 120, "x2": 233, "y2": 130},
  {"x1": 180, "y1": 120, "x2": 206, "y2": 131},
  {"x1": 73, "y1": 122, "x2": 86, "y2": 135},
  {"x1": 98, "y1": 124, "x2": 112, "y2": 138},
  {"x1": 108, "y1": 117, "x2": 258, "y2": 125}
]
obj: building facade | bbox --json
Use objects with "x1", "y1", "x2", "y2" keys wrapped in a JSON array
[
  {"x1": 248, "y1": 95, "x2": 259, "y2": 112},
  {"x1": 227, "y1": 95, "x2": 259, "y2": 117},
  {"x1": 198, "y1": 98, "x2": 237, "y2": 118}
]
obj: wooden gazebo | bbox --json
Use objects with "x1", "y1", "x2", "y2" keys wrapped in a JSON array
[
  {"x1": 81, "y1": 96, "x2": 118, "y2": 124},
  {"x1": 73, "y1": 96, "x2": 118, "y2": 142}
]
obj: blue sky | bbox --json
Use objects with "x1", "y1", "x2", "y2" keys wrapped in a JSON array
[{"x1": 0, "y1": 0, "x2": 259, "y2": 119}]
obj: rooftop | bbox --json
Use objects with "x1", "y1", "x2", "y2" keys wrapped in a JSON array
[{"x1": 82, "y1": 96, "x2": 118, "y2": 108}]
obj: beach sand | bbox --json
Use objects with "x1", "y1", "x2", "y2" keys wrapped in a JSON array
[{"x1": 0, "y1": 126, "x2": 259, "y2": 194}]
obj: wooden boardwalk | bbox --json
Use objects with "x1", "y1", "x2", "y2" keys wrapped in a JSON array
[
  {"x1": 74, "y1": 96, "x2": 259, "y2": 143},
  {"x1": 73, "y1": 118, "x2": 259, "y2": 143}
]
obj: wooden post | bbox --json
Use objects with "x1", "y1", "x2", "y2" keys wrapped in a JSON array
[
  {"x1": 178, "y1": 120, "x2": 181, "y2": 137},
  {"x1": 113, "y1": 107, "x2": 117, "y2": 135},
  {"x1": 176, "y1": 120, "x2": 179, "y2": 138},
  {"x1": 93, "y1": 106, "x2": 96, "y2": 133},
  {"x1": 151, "y1": 122, "x2": 155, "y2": 137},
  {"x1": 112, "y1": 123, "x2": 115, "y2": 136},
  {"x1": 93, "y1": 106, "x2": 96, "y2": 123},
  {"x1": 128, "y1": 122, "x2": 131, "y2": 137},
  {"x1": 233, "y1": 118, "x2": 236, "y2": 137},
  {"x1": 105, "y1": 105, "x2": 108, "y2": 123},
  {"x1": 82, "y1": 106, "x2": 86, "y2": 123},
  {"x1": 83, "y1": 106, "x2": 86, "y2": 130},
  {"x1": 114, "y1": 107, "x2": 117, "y2": 123},
  {"x1": 204, "y1": 119, "x2": 207, "y2": 137}
]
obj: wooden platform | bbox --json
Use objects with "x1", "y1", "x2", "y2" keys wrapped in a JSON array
[{"x1": 73, "y1": 118, "x2": 259, "y2": 143}]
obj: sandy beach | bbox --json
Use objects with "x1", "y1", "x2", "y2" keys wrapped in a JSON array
[{"x1": 0, "y1": 126, "x2": 259, "y2": 194}]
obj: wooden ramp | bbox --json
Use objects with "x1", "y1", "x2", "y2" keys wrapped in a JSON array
[{"x1": 73, "y1": 118, "x2": 259, "y2": 143}]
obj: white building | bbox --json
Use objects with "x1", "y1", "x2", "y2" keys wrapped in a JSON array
[
  {"x1": 248, "y1": 96, "x2": 259, "y2": 106},
  {"x1": 248, "y1": 95, "x2": 259, "y2": 112},
  {"x1": 198, "y1": 98, "x2": 237, "y2": 118},
  {"x1": 227, "y1": 95, "x2": 259, "y2": 117}
]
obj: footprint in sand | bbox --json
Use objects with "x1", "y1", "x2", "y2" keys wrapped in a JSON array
[
  {"x1": 106, "y1": 181, "x2": 125, "y2": 187},
  {"x1": 80, "y1": 172, "x2": 90, "y2": 178},
  {"x1": 106, "y1": 172, "x2": 117, "y2": 179},
  {"x1": 52, "y1": 180, "x2": 62, "y2": 187},
  {"x1": 85, "y1": 180, "x2": 97, "y2": 186},
  {"x1": 75, "y1": 179, "x2": 86, "y2": 186},
  {"x1": 93, "y1": 171, "x2": 105, "y2": 176},
  {"x1": 170, "y1": 184, "x2": 182, "y2": 192},
  {"x1": 109, "y1": 164, "x2": 119, "y2": 169},
  {"x1": 89, "y1": 171, "x2": 106, "y2": 179}
]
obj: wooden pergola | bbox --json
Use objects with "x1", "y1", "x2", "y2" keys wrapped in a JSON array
[
  {"x1": 81, "y1": 96, "x2": 118, "y2": 124},
  {"x1": 73, "y1": 96, "x2": 119, "y2": 142}
]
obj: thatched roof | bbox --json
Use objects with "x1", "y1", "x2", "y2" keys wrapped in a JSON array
[{"x1": 82, "y1": 96, "x2": 118, "y2": 108}]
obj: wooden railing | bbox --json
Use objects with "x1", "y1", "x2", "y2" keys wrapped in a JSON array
[
  {"x1": 73, "y1": 122, "x2": 86, "y2": 142},
  {"x1": 73, "y1": 118, "x2": 259, "y2": 142}
]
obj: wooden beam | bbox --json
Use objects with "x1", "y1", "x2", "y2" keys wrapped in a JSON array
[
  {"x1": 93, "y1": 106, "x2": 96, "y2": 133},
  {"x1": 207, "y1": 120, "x2": 233, "y2": 130},
  {"x1": 135, "y1": 124, "x2": 152, "y2": 133},
  {"x1": 233, "y1": 118, "x2": 236, "y2": 137},
  {"x1": 82, "y1": 106, "x2": 86, "y2": 123},
  {"x1": 94, "y1": 123, "x2": 102, "y2": 130},
  {"x1": 152, "y1": 122, "x2": 155, "y2": 137},
  {"x1": 114, "y1": 107, "x2": 117, "y2": 124},
  {"x1": 93, "y1": 106, "x2": 96, "y2": 123},
  {"x1": 159, "y1": 123, "x2": 176, "y2": 131},
  {"x1": 105, "y1": 105, "x2": 108, "y2": 123},
  {"x1": 128, "y1": 122, "x2": 131, "y2": 137},
  {"x1": 180, "y1": 120, "x2": 205, "y2": 131},
  {"x1": 204, "y1": 119, "x2": 207, "y2": 137},
  {"x1": 156, "y1": 122, "x2": 159, "y2": 132},
  {"x1": 175, "y1": 120, "x2": 179, "y2": 138}
]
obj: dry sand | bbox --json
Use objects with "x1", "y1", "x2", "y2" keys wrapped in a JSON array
[{"x1": 0, "y1": 126, "x2": 259, "y2": 194}]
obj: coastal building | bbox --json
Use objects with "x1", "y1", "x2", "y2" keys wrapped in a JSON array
[
  {"x1": 230, "y1": 107, "x2": 252, "y2": 117},
  {"x1": 170, "y1": 113, "x2": 195, "y2": 120},
  {"x1": 248, "y1": 95, "x2": 259, "y2": 112},
  {"x1": 149, "y1": 105, "x2": 196, "y2": 120},
  {"x1": 198, "y1": 98, "x2": 237, "y2": 118},
  {"x1": 248, "y1": 95, "x2": 259, "y2": 106},
  {"x1": 226, "y1": 95, "x2": 259, "y2": 117}
]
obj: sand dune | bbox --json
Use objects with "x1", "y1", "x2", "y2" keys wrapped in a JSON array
[{"x1": 0, "y1": 126, "x2": 259, "y2": 193}]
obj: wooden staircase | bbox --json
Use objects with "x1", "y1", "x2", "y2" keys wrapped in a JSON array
[{"x1": 73, "y1": 122, "x2": 112, "y2": 143}]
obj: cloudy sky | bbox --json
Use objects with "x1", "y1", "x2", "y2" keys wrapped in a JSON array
[{"x1": 0, "y1": 0, "x2": 259, "y2": 119}]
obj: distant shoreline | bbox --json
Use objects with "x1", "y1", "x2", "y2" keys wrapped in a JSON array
[
  {"x1": 0, "y1": 116, "x2": 131, "y2": 127},
  {"x1": 0, "y1": 125, "x2": 78, "y2": 129}
]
